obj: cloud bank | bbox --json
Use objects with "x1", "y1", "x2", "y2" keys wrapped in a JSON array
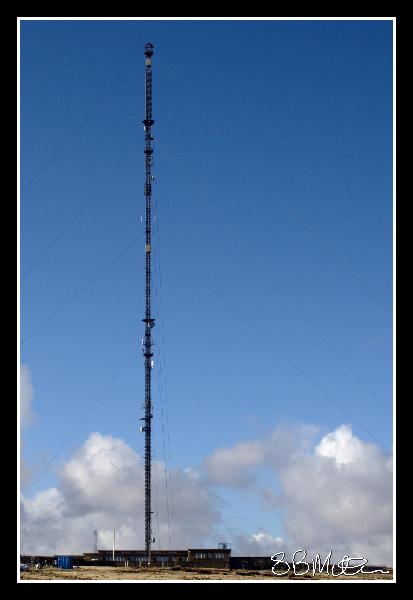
[
  {"x1": 21, "y1": 424, "x2": 393, "y2": 565},
  {"x1": 21, "y1": 432, "x2": 221, "y2": 555},
  {"x1": 204, "y1": 424, "x2": 393, "y2": 564}
]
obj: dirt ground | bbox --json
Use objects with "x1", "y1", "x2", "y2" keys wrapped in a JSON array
[{"x1": 19, "y1": 565, "x2": 394, "y2": 581}]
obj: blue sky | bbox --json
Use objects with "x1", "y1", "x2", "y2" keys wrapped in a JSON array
[{"x1": 20, "y1": 19, "x2": 393, "y2": 554}]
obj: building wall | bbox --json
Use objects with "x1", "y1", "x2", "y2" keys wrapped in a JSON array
[
  {"x1": 188, "y1": 550, "x2": 231, "y2": 569},
  {"x1": 230, "y1": 556, "x2": 272, "y2": 570},
  {"x1": 90, "y1": 549, "x2": 230, "y2": 568}
]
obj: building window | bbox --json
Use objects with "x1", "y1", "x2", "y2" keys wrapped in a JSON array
[{"x1": 156, "y1": 556, "x2": 169, "y2": 563}]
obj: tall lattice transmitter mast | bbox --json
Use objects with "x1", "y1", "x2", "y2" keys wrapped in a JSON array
[{"x1": 140, "y1": 41, "x2": 155, "y2": 562}]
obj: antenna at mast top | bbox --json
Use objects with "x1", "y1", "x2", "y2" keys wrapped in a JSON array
[{"x1": 144, "y1": 42, "x2": 154, "y2": 57}]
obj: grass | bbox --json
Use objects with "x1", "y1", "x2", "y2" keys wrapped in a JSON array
[{"x1": 19, "y1": 565, "x2": 394, "y2": 581}]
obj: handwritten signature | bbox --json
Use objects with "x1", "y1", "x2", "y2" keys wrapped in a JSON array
[{"x1": 271, "y1": 550, "x2": 390, "y2": 577}]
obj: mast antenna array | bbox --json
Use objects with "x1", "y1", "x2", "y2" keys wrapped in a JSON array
[{"x1": 142, "y1": 41, "x2": 155, "y2": 561}]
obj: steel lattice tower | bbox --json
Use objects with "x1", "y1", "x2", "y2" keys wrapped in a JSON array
[{"x1": 142, "y1": 41, "x2": 155, "y2": 561}]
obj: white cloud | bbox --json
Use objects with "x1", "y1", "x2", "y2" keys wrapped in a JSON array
[
  {"x1": 279, "y1": 425, "x2": 393, "y2": 564},
  {"x1": 232, "y1": 531, "x2": 284, "y2": 556},
  {"x1": 315, "y1": 424, "x2": 364, "y2": 465},
  {"x1": 20, "y1": 365, "x2": 35, "y2": 427},
  {"x1": 202, "y1": 441, "x2": 261, "y2": 488},
  {"x1": 21, "y1": 432, "x2": 221, "y2": 555},
  {"x1": 203, "y1": 424, "x2": 319, "y2": 487},
  {"x1": 203, "y1": 423, "x2": 393, "y2": 565}
]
